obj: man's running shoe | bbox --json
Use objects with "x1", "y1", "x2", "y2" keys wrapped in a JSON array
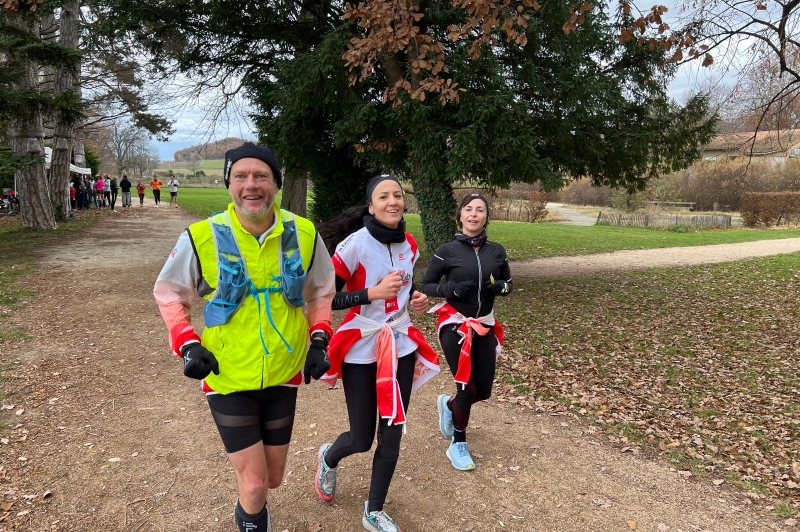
[
  {"x1": 314, "y1": 443, "x2": 337, "y2": 502},
  {"x1": 446, "y1": 439, "x2": 476, "y2": 471},
  {"x1": 362, "y1": 501, "x2": 402, "y2": 532},
  {"x1": 436, "y1": 394, "x2": 454, "y2": 438}
]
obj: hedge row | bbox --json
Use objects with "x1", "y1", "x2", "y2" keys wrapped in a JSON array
[{"x1": 740, "y1": 192, "x2": 800, "y2": 227}]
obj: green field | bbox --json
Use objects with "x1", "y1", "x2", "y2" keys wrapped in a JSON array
[
  {"x1": 154, "y1": 159, "x2": 226, "y2": 175},
  {"x1": 176, "y1": 187, "x2": 800, "y2": 260},
  {"x1": 488, "y1": 253, "x2": 800, "y2": 506}
]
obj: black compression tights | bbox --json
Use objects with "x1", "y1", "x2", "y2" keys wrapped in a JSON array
[
  {"x1": 439, "y1": 325, "x2": 498, "y2": 443},
  {"x1": 325, "y1": 355, "x2": 415, "y2": 513}
]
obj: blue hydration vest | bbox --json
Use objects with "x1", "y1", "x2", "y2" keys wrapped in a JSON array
[{"x1": 202, "y1": 211, "x2": 308, "y2": 353}]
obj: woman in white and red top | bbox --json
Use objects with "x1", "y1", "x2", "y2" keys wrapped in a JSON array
[
  {"x1": 315, "y1": 174, "x2": 439, "y2": 532},
  {"x1": 420, "y1": 193, "x2": 513, "y2": 471}
]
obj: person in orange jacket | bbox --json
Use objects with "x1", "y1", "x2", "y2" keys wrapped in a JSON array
[{"x1": 150, "y1": 174, "x2": 163, "y2": 207}]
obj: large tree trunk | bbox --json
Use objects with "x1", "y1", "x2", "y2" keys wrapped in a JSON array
[
  {"x1": 49, "y1": 0, "x2": 80, "y2": 221},
  {"x1": 280, "y1": 167, "x2": 307, "y2": 218},
  {"x1": 73, "y1": 139, "x2": 86, "y2": 168},
  {"x1": 7, "y1": 12, "x2": 57, "y2": 230},
  {"x1": 411, "y1": 166, "x2": 456, "y2": 255}
]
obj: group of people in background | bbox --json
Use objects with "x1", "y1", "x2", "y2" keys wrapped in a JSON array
[
  {"x1": 69, "y1": 174, "x2": 113, "y2": 211},
  {"x1": 155, "y1": 143, "x2": 513, "y2": 532},
  {"x1": 67, "y1": 173, "x2": 178, "y2": 211}
]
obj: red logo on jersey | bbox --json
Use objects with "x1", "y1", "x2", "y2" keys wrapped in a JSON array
[
  {"x1": 398, "y1": 253, "x2": 405, "y2": 260},
  {"x1": 385, "y1": 297, "x2": 399, "y2": 313}
]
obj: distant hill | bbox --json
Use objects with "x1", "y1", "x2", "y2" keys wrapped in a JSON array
[{"x1": 173, "y1": 137, "x2": 249, "y2": 161}]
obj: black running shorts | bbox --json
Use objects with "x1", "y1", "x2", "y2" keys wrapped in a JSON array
[{"x1": 206, "y1": 386, "x2": 298, "y2": 453}]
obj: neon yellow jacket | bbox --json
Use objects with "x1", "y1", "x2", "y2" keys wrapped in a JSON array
[{"x1": 187, "y1": 203, "x2": 317, "y2": 393}]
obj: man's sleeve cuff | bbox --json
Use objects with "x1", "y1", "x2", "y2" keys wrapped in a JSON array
[
  {"x1": 169, "y1": 322, "x2": 201, "y2": 358},
  {"x1": 309, "y1": 322, "x2": 333, "y2": 339}
]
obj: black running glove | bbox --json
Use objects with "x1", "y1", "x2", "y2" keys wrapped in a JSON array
[
  {"x1": 304, "y1": 333, "x2": 330, "y2": 384},
  {"x1": 484, "y1": 279, "x2": 511, "y2": 295},
  {"x1": 449, "y1": 281, "x2": 477, "y2": 299},
  {"x1": 181, "y1": 343, "x2": 220, "y2": 380}
]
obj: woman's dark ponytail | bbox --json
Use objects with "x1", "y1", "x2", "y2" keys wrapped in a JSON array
[{"x1": 317, "y1": 205, "x2": 370, "y2": 256}]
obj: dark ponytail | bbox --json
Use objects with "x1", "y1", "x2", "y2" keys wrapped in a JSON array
[{"x1": 317, "y1": 205, "x2": 370, "y2": 256}]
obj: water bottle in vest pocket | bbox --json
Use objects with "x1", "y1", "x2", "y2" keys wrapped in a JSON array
[
  {"x1": 281, "y1": 247, "x2": 305, "y2": 307},
  {"x1": 279, "y1": 214, "x2": 306, "y2": 307},
  {"x1": 204, "y1": 254, "x2": 248, "y2": 327}
]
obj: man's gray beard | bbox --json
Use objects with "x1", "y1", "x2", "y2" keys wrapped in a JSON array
[{"x1": 238, "y1": 200, "x2": 273, "y2": 219}]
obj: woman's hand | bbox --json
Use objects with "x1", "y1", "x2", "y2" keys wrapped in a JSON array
[
  {"x1": 409, "y1": 290, "x2": 428, "y2": 313},
  {"x1": 368, "y1": 270, "x2": 402, "y2": 301}
]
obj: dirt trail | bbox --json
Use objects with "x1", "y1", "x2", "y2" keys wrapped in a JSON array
[{"x1": 0, "y1": 204, "x2": 794, "y2": 532}]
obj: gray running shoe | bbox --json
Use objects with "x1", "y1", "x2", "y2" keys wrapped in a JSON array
[
  {"x1": 362, "y1": 501, "x2": 402, "y2": 532},
  {"x1": 314, "y1": 443, "x2": 337, "y2": 502}
]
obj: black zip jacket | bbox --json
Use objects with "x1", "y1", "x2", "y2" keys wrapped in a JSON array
[{"x1": 420, "y1": 238, "x2": 512, "y2": 318}]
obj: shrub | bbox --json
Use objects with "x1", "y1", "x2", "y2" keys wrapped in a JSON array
[
  {"x1": 740, "y1": 192, "x2": 800, "y2": 227},
  {"x1": 559, "y1": 178, "x2": 615, "y2": 206}
]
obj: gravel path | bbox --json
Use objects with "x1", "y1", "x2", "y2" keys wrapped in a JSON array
[
  {"x1": 511, "y1": 237, "x2": 800, "y2": 279},
  {"x1": 545, "y1": 202, "x2": 599, "y2": 226}
]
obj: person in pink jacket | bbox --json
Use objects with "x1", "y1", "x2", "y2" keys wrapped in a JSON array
[{"x1": 94, "y1": 176, "x2": 105, "y2": 208}]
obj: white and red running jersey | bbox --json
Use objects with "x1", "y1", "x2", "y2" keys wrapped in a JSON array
[{"x1": 332, "y1": 227, "x2": 420, "y2": 364}]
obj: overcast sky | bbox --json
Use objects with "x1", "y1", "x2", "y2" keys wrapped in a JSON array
[{"x1": 153, "y1": 1, "x2": 716, "y2": 163}]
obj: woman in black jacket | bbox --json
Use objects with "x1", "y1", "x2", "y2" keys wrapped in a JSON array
[
  {"x1": 109, "y1": 176, "x2": 119, "y2": 211},
  {"x1": 420, "y1": 193, "x2": 512, "y2": 471}
]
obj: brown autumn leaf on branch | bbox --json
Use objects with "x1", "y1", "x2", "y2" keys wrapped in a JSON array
[
  {"x1": 1, "y1": 0, "x2": 45, "y2": 11},
  {"x1": 343, "y1": 0, "x2": 540, "y2": 104}
]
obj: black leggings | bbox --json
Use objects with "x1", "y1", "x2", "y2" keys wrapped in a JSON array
[
  {"x1": 326, "y1": 355, "x2": 415, "y2": 513},
  {"x1": 439, "y1": 325, "x2": 498, "y2": 441},
  {"x1": 138, "y1": 193, "x2": 145, "y2": 205},
  {"x1": 153, "y1": 189, "x2": 161, "y2": 204}
]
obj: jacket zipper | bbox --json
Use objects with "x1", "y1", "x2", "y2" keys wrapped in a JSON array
[
  {"x1": 386, "y1": 244, "x2": 394, "y2": 266},
  {"x1": 474, "y1": 247, "x2": 482, "y2": 315}
]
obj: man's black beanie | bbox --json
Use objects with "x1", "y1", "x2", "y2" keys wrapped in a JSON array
[{"x1": 223, "y1": 142, "x2": 283, "y2": 190}]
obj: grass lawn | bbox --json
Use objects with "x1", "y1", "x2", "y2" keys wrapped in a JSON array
[
  {"x1": 154, "y1": 159, "x2": 226, "y2": 175},
  {"x1": 412, "y1": 252, "x2": 800, "y2": 509},
  {"x1": 176, "y1": 188, "x2": 800, "y2": 260}
]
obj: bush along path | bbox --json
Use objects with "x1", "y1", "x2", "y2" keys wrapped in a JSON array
[{"x1": 0, "y1": 205, "x2": 796, "y2": 531}]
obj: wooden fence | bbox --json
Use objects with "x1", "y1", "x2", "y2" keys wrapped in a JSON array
[{"x1": 596, "y1": 212, "x2": 732, "y2": 229}]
